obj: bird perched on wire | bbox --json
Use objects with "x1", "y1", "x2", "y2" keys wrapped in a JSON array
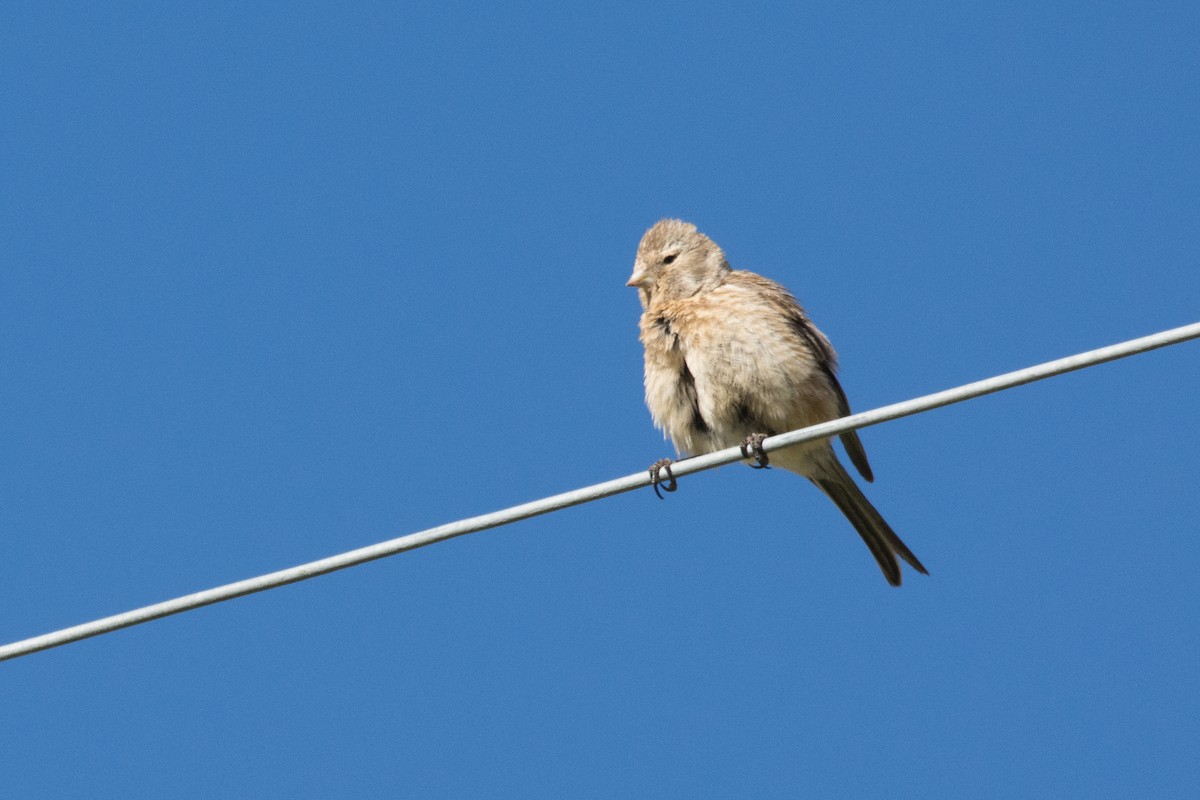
[{"x1": 627, "y1": 218, "x2": 927, "y2": 586}]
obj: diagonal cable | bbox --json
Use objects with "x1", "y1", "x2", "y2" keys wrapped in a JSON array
[{"x1": 3, "y1": 320, "x2": 1199, "y2": 662}]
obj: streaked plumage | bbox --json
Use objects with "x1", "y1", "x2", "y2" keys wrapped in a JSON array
[{"x1": 628, "y1": 218, "x2": 926, "y2": 586}]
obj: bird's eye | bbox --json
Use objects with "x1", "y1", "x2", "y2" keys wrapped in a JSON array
[{"x1": 663, "y1": 253, "x2": 678, "y2": 265}]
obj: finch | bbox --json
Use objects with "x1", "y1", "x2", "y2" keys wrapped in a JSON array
[{"x1": 628, "y1": 218, "x2": 927, "y2": 586}]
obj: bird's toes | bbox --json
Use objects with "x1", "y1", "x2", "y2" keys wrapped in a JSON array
[
  {"x1": 739, "y1": 433, "x2": 771, "y2": 469},
  {"x1": 648, "y1": 458, "x2": 677, "y2": 499}
]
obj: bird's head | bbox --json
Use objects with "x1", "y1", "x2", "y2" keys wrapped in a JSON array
[{"x1": 627, "y1": 218, "x2": 730, "y2": 307}]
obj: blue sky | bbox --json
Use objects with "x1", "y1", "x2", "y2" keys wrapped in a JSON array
[{"x1": 3, "y1": 2, "x2": 1198, "y2": 797}]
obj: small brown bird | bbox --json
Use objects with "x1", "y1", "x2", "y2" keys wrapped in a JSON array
[{"x1": 628, "y1": 218, "x2": 927, "y2": 586}]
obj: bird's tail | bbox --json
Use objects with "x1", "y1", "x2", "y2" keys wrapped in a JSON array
[{"x1": 808, "y1": 453, "x2": 927, "y2": 587}]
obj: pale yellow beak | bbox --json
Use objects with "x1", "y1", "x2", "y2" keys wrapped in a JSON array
[{"x1": 626, "y1": 265, "x2": 652, "y2": 288}]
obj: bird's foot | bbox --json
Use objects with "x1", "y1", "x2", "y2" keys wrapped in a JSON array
[
  {"x1": 740, "y1": 433, "x2": 770, "y2": 469},
  {"x1": 649, "y1": 458, "x2": 677, "y2": 499}
]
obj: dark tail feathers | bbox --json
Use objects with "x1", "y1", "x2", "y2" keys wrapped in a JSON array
[{"x1": 811, "y1": 460, "x2": 927, "y2": 586}]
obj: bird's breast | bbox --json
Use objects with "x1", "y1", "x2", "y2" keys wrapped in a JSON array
[{"x1": 639, "y1": 312, "x2": 717, "y2": 455}]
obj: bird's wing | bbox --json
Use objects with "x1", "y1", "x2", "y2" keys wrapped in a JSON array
[{"x1": 782, "y1": 299, "x2": 876, "y2": 484}]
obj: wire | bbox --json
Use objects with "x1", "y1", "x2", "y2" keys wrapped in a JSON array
[{"x1": 3, "y1": 321, "x2": 1199, "y2": 662}]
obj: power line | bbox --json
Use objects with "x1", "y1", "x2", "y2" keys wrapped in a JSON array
[{"x1": 3, "y1": 320, "x2": 1199, "y2": 663}]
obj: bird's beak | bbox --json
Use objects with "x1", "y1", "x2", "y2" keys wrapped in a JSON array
[{"x1": 626, "y1": 264, "x2": 651, "y2": 288}]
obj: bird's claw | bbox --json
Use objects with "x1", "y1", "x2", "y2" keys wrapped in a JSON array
[
  {"x1": 649, "y1": 458, "x2": 677, "y2": 499},
  {"x1": 740, "y1": 433, "x2": 770, "y2": 469}
]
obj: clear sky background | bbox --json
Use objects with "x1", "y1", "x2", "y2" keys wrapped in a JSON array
[{"x1": 3, "y1": 2, "x2": 1198, "y2": 797}]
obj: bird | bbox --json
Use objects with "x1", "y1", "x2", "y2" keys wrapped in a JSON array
[{"x1": 627, "y1": 218, "x2": 927, "y2": 586}]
